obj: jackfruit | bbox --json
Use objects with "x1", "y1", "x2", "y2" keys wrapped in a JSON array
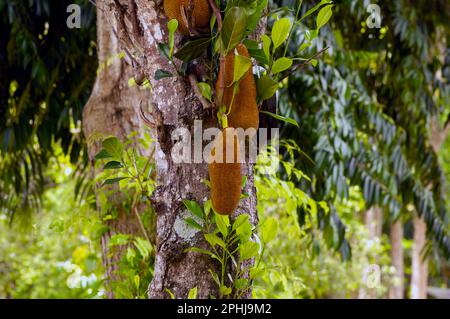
[
  {"x1": 215, "y1": 44, "x2": 259, "y2": 131},
  {"x1": 163, "y1": 0, "x2": 211, "y2": 35},
  {"x1": 208, "y1": 128, "x2": 242, "y2": 215}
]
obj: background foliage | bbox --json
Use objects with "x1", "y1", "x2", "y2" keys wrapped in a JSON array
[{"x1": 0, "y1": 0, "x2": 449, "y2": 298}]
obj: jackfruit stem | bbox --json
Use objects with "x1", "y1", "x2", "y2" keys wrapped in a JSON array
[
  {"x1": 225, "y1": 84, "x2": 238, "y2": 116},
  {"x1": 221, "y1": 114, "x2": 228, "y2": 129}
]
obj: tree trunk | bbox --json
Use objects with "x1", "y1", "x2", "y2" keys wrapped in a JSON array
[
  {"x1": 410, "y1": 215, "x2": 428, "y2": 299},
  {"x1": 99, "y1": 0, "x2": 262, "y2": 298},
  {"x1": 389, "y1": 220, "x2": 404, "y2": 299},
  {"x1": 359, "y1": 206, "x2": 382, "y2": 299},
  {"x1": 83, "y1": 5, "x2": 151, "y2": 298},
  {"x1": 409, "y1": 118, "x2": 450, "y2": 299}
]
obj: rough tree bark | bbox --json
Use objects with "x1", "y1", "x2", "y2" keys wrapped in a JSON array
[
  {"x1": 83, "y1": 6, "x2": 151, "y2": 298},
  {"x1": 98, "y1": 0, "x2": 264, "y2": 298},
  {"x1": 389, "y1": 220, "x2": 404, "y2": 299}
]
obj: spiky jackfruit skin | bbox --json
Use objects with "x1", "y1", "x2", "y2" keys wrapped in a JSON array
[
  {"x1": 163, "y1": 0, "x2": 211, "y2": 35},
  {"x1": 215, "y1": 44, "x2": 259, "y2": 131},
  {"x1": 208, "y1": 128, "x2": 242, "y2": 215}
]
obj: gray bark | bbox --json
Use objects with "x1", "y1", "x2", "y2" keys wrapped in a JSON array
[
  {"x1": 98, "y1": 0, "x2": 262, "y2": 298},
  {"x1": 409, "y1": 118, "x2": 450, "y2": 299},
  {"x1": 389, "y1": 220, "x2": 404, "y2": 299},
  {"x1": 411, "y1": 215, "x2": 428, "y2": 299},
  {"x1": 359, "y1": 206, "x2": 382, "y2": 299},
  {"x1": 83, "y1": 5, "x2": 151, "y2": 298}
]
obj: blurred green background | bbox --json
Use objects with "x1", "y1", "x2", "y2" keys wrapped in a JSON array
[{"x1": 0, "y1": 0, "x2": 449, "y2": 298}]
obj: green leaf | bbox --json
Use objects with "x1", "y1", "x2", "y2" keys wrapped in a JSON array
[
  {"x1": 165, "y1": 288, "x2": 175, "y2": 299},
  {"x1": 247, "y1": 48, "x2": 269, "y2": 65},
  {"x1": 220, "y1": 285, "x2": 232, "y2": 296},
  {"x1": 233, "y1": 215, "x2": 252, "y2": 240},
  {"x1": 134, "y1": 237, "x2": 152, "y2": 259},
  {"x1": 204, "y1": 233, "x2": 226, "y2": 248},
  {"x1": 126, "y1": 247, "x2": 136, "y2": 265},
  {"x1": 316, "y1": 5, "x2": 333, "y2": 30},
  {"x1": 246, "y1": 0, "x2": 268, "y2": 33},
  {"x1": 261, "y1": 34, "x2": 271, "y2": 62},
  {"x1": 188, "y1": 287, "x2": 198, "y2": 299},
  {"x1": 155, "y1": 69, "x2": 172, "y2": 80},
  {"x1": 102, "y1": 136, "x2": 123, "y2": 159},
  {"x1": 108, "y1": 234, "x2": 130, "y2": 247},
  {"x1": 185, "y1": 217, "x2": 203, "y2": 230},
  {"x1": 94, "y1": 149, "x2": 112, "y2": 160},
  {"x1": 260, "y1": 111, "x2": 299, "y2": 128},
  {"x1": 158, "y1": 43, "x2": 170, "y2": 59},
  {"x1": 183, "y1": 199, "x2": 204, "y2": 219},
  {"x1": 260, "y1": 217, "x2": 278, "y2": 243},
  {"x1": 232, "y1": 53, "x2": 252, "y2": 84},
  {"x1": 102, "y1": 177, "x2": 129, "y2": 185},
  {"x1": 204, "y1": 199, "x2": 212, "y2": 217},
  {"x1": 298, "y1": 0, "x2": 331, "y2": 23},
  {"x1": 133, "y1": 275, "x2": 140, "y2": 291},
  {"x1": 249, "y1": 267, "x2": 264, "y2": 279},
  {"x1": 298, "y1": 41, "x2": 311, "y2": 53},
  {"x1": 232, "y1": 214, "x2": 249, "y2": 231},
  {"x1": 103, "y1": 161, "x2": 123, "y2": 169},
  {"x1": 197, "y1": 82, "x2": 212, "y2": 102},
  {"x1": 271, "y1": 57, "x2": 293, "y2": 74},
  {"x1": 220, "y1": 7, "x2": 248, "y2": 54},
  {"x1": 174, "y1": 38, "x2": 211, "y2": 62},
  {"x1": 209, "y1": 269, "x2": 221, "y2": 286},
  {"x1": 167, "y1": 19, "x2": 178, "y2": 58},
  {"x1": 256, "y1": 75, "x2": 278, "y2": 102},
  {"x1": 242, "y1": 39, "x2": 259, "y2": 50},
  {"x1": 271, "y1": 17, "x2": 291, "y2": 49},
  {"x1": 188, "y1": 247, "x2": 217, "y2": 259},
  {"x1": 235, "y1": 278, "x2": 248, "y2": 290},
  {"x1": 241, "y1": 175, "x2": 248, "y2": 188},
  {"x1": 239, "y1": 241, "x2": 260, "y2": 259},
  {"x1": 215, "y1": 214, "x2": 230, "y2": 237},
  {"x1": 167, "y1": 19, "x2": 178, "y2": 33}
]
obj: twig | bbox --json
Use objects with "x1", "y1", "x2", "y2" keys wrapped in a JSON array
[
  {"x1": 189, "y1": 74, "x2": 212, "y2": 109},
  {"x1": 133, "y1": 205, "x2": 151, "y2": 243},
  {"x1": 140, "y1": 103, "x2": 156, "y2": 128},
  {"x1": 215, "y1": 57, "x2": 226, "y2": 108},
  {"x1": 281, "y1": 46, "x2": 329, "y2": 80},
  {"x1": 207, "y1": 0, "x2": 222, "y2": 32}
]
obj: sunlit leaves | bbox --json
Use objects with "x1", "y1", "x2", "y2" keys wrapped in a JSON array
[
  {"x1": 167, "y1": 19, "x2": 178, "y2": 58},
  {"x1": 109, "y1": 234, "x2": 130, "y2": 247},
  {"x1": 271, "y1": 18, "x2": 291, "y2": 50},
  {"x1": 233, "y1": 53, "x2": 252, "y2": 84},
  {"x1": 260, "y1": 217, "x2": 278, "y2": 243},
  {"x1": 271, "y1": 57, "x2": 293, "y2": 74},
  {"x1": 316, "y1": 5, "x2": 333, "y2": 30},
  {"x1": 239, "y1": 241, "x2": 259, "y2": 259},
  {"x1": 188, "y1": 287, "x2": 198, "y2": 299},
  {"x1": 102, "y1": 136, "x2": 123, "y2": 160},
  {"x1": 261, "y1": 35, "x2": 272, "y2": 63}
]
